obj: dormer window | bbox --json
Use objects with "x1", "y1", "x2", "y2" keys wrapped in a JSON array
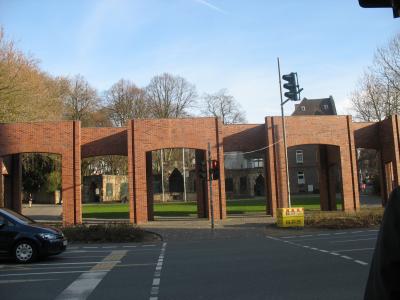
[
  {"x1": 323, "y1": 104, "x2": 329, "y2": 110},
  {"x1": 301, "y1": 106, "x2": 306, "y2": 111}
]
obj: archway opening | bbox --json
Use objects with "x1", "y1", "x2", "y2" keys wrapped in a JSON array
[
  {"x1": 1, "y1": 153, "x2": 62, "y2": 222},
  {"x1": 224, "y1": 150, "x2": 268, "y2": 215},
  {"x1": 356, "y1": 148, "x2": 384, "y2": 206},
  {"x1": 81, "y1": 155, "x2": 129, "y2": 220},
  {"x1": 147, "y1": 148, "x2": 207, "y2": 220},
  {"x1": 287, "y1": 144, "x2": 343, "y2": 211}
]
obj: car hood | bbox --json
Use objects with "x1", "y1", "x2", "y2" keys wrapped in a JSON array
[{"x1": 26, "y1": 223, "x2": 63, "y2": 235}]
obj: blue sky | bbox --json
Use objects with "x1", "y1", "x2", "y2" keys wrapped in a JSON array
[{"x1": 0, "y1": 0, "x2": 398, "y2": 123}]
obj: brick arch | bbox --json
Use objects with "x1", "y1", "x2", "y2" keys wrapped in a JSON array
[
  {"x1": 0, "y1": 121, "x2": 81, "y2": 225},
  {"x1": 127, "y1": 118, "x2": 226, "y2": 223},
  {"x1": 265, "y1": 115, "x2": 359, "y2": 216},
  {"x1": 81, "y1": 128, "x2": 127, "y2": 158}
]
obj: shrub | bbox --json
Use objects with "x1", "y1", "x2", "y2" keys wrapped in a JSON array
[{"x1": 61, "y1": 223, "x2": 159, "y2": 243}]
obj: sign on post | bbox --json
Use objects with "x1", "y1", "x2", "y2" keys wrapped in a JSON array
[{"x1": 277, "y1": 207, "x2": 304, "y2": 228}]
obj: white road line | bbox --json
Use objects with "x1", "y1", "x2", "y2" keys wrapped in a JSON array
[
  {"x1": 334, "y1": 248, "x2": 375, "y2": 252},
  {"x1": 330, "y1": 238, "x2": 377, "y2": 243},
  {"x1": 102, "y1": 246, "x2": 117, "y2": 249},
  {"x1": 317, "y1": 234, "x2": 330, "y2": 236},
  {"x1": 330, "y1": 252, "x2": 340, "y2": 256},
  {"x1": 82, "y1": 247, "x2": 98, "y2": 249},
  {"x1": 341, "y1": 255, "x2": 352, "y2": 260},
  {"x1": 123, "y1": 245, "x2": 137, "y2": 248},
  {"x1": 143, "y1": 245, "x2": 156, "y2": 247},
  {"x1": 319, "y1": 250, "x2": 329, "y2": 253},
  {"x1": 334, "y1": 232, "x2": 347, "y2": 235},
  {"x1": 56, "y1": 250, "x2": 127, "y2": 300},
  {"x1": 354, "y1": 260, "x2": 369, "y2": 266},
  {"x1": 149, "y1": 242, "x2": 167, "y2": 300},
  {"x1": 351, "y1": 231, "x2": 363, "y2": 234}
]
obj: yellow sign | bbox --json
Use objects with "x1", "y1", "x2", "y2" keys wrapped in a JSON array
[{"x1": 276, "y1": 207, "x2": 304, "y2": 227}]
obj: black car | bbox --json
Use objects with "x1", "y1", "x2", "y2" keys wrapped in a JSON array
[{"x1": 0, "y1": 208, "x2": 67, "y2": 263}]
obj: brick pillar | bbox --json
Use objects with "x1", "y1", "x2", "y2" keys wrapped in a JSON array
[
  {"x1": 127, "y1": 120, "x2": 136, "y2": 224},
  {"x1": 11, "y1": 154, "x2": 22, "y2": 213},
  {"x1": 265, "y1": 117, "x2": 278, "y2": 216},
  {"x1": 340, "y1": 116, "x2": 360, "y2": 212},
  {"x1": 146, "y1": 151, "x2": 154, "y2": 221},
  {"x1": 62, "y1": 121, "x2": 82, "y2": 225},
  {"x1": 391, "y1": 115, "x2": 400, "y2": 188},
  {"x1": 319, "y1": 145, "x2": 337, "y2": 211},
  {"x1": 215, "y1": 118, "x2": 226, "y2": 219},
  {"x1": 195, "y1": 149, "x2": 207, "y2": 218}
]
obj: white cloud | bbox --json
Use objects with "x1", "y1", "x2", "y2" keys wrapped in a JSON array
[{"x1": 194, "y1": 0, "x2": 228, "y2": 14}]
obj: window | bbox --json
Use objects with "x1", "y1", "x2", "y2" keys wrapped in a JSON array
[
  {"x1": 301, "y1": 106, "x2": 306, "y2": 111},
  {"x1": 106, "y1": 183, "x2": 113, "y2": 197},
  {"x1": 252, "y1": 158, "x2": 264, "y2": 168},
  {"x1": 296, "y1": 150, "x2": 303, "y2": 163},
  {"x1": 323, "y1": 104, "x2": 329, "y2": 110},
  {"x1": 297, "y1": 171, "x2": 305, "y2": 184}
]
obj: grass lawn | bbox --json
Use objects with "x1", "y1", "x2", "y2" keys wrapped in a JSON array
[{"x1": 82, "y1": 194, "x2": 342, "y2": 219}]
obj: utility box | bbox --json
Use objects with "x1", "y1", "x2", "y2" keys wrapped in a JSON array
[{"x1": 277, "y1": 207, "x2": 304, "y2": 228}]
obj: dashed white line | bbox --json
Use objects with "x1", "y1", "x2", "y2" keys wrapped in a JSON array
[
  {"x1": 330, "y1": 252, "x2": 340, "y2": 256},
  {"x1": 123, "y1": 245, "x2": 137, "y2": 248},
  {"x1": 341, "y1": 255, "x2": 352, "y2": 260},
  {"x1": 354, "y1": 260, "x2": 369, "y2": 266},
  {"x1": 143, "y1": 245, "x2": 156, "y2": 247},
  {"x1": 334, "y1": 232, "x2": 347, "y2": 235},
  {"x1": 149, "y1": 242, "x2": 167, "y2": 300}
]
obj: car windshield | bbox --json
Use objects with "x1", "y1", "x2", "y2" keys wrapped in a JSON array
[{"x1": 2, "y1": 209, "x2": 36, "y2": 225}]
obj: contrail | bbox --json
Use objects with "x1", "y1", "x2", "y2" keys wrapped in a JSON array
[{"x1": 194, "y1": 0, "x2": 228, "y2": 14}]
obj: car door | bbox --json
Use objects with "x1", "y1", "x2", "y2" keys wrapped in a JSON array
[{"x1": 0, "y1": 213, "x2": 19, "y2": 254}]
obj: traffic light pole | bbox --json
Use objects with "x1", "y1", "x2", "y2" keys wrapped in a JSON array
[
  {"x1": 207, "y1": 142, "x2": 215, "y2": 229},
  {"x1": 277, "y1": 57, "x2": 292, "y2": 208}
]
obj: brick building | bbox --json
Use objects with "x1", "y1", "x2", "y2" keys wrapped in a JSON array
[{"x1": 0, "y1": 115, "x2": 399, "y2": 225}]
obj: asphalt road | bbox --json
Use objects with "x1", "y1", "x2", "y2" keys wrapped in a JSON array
[{"x1": 0, "y1": 229, "x2": 377, "y2": 300}]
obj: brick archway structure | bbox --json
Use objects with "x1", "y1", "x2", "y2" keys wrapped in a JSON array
[{"x1": 1, "y1": 115, "x2": 399, "y2": 225}]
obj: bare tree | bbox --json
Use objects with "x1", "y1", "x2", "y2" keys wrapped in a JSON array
[
  {"x1": 62, "y1": 74, "x2": 99, "y2": 125},
  {"x1": 351, "y1": 33, "x2": 400, "y2": 121},
  {"x1": 105, "y1": 79, "x2": 148, "y2": 126},
  {"x1": 145, "y1": 73, "x2": 197, "y2": 118},
  {"x1": 201, "y1": 89, "x2": 247, "y2": 124}
]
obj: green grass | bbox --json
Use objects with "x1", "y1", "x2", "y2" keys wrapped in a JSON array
[
  {"x1": 227, "y1": 198, "x2": 266, "y2": 215},
  {"x1": 82, "y1": 194, "x2": 342, "y2": 219}
]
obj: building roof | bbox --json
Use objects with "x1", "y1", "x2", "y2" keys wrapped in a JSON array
[{"x1": 292, "y1": 96, "x2": 337, "y2": 116}]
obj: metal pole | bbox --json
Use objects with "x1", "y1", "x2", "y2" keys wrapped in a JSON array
[
  {"x1": 277, "y1": 57, "x2": 292, "y2": 208},
  {"x1": 160, "y1": 149, "x2": 165, "y2": 203},
  {"x1": 182, "y1": 148, "x2": 187, "y2": 202},
  {"x1": 208, "y1": 142, "x2": 215, "y2": 229}
]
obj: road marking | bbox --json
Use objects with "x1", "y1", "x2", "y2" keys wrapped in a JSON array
[
  {"x1": 317, "y1": 233, "x2": 330, "y2": 236},
  {"x1": 102, "y1": 246, "x2": 117, "y2": 249},
  {"x1": 82, "y1": 247, "x2": 98, "y2": 249},
  {"x1": 354, "y1": 260, "x2": 369, "y2": 266},
  {"x1": 334, "y1": 248, "x2": 375, "y2": 252},
  {"x1": 334, "y1": 232, "x2": 347, "y2": 235},
  {"x1": 351, "y1": 231, "x2": 363, "y2": 234},
  {"x1": 0, "y1": 278, "x2": 58, "y2": 284},
  {"x1": 123, "y1": 245, "x2": 137, "y2": 248},
  {"x1": 266, "y1": 235, "x2": 369, "y2": 267},
  {"x1": 32, "y1": 261, "x2": 120, "y2": 266},
  {"x1": 56, "y1": 250, "x2": 127, "y2": 300},
  {"x1": 149, "y1": 242, "x2": 167, "y2": 300},
  {"x1": 330, "y1": 238, "x2": 377, "y2": 243},
  {"x1": 143, "y1": 244, "x2": 156, "y2": 247}
]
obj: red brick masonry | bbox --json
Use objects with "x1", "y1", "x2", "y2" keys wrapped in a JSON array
[{"x1": 1, "y1": 116, "x2": 398, "y2": 225}]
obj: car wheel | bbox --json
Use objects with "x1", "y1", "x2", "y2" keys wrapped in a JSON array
[{"x1": 14, "y1": 240, "x2": 37, "y2": 263}]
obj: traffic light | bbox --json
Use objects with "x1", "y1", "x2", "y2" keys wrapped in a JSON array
[
  {"x1": 358, "y1": 0, "x2": 399, "y2": 18},
  {"x1": 282, "y1": 72, "x2": 303, "y2": 101},
  {"x1": 211, "y1": 159, "x2": 220, "y2": 180}
]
